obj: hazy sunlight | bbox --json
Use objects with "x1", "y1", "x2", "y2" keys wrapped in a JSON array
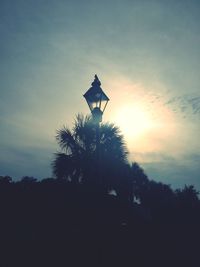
[{"x1": 113, "y1": 104, "x2": 155, "y2": 140}]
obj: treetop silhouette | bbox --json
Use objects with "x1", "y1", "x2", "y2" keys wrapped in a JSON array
[{"x1": 52, "y1": 114, "x2": 129, "y2": 193}]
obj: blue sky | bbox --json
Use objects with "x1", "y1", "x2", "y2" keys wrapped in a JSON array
[{"x1": 0, "y1": 0, "x2": 200, "y2": 190}]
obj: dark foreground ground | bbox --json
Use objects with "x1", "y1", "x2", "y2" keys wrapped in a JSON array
[{"x1": 0, "y1": 180, "x2": 199, "y2": 267}]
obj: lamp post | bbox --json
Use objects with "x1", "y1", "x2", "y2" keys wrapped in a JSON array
[{"x1": 83, "y1": 75, "x2": 109, "y2": 186}]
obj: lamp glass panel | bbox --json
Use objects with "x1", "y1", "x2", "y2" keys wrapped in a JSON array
[
  {"x1": 100, "y1": 99, "x2": 108, "y2": 111},
  {"x1": 87, "y1": 99, "x2": 100, "y2": 111}
]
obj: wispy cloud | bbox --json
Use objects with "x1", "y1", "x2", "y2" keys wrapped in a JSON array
[{"x1": 164, "y1": 93, "x2": 200, "y2": 117}]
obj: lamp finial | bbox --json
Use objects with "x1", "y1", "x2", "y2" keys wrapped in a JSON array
[{"x1": 92, "y1": 74, "x2": 101, "y2": 86}]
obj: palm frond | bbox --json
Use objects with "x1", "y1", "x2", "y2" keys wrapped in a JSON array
[
  {"x1": 56, "y1": 126, "x2": 79, "y2": 155},
  {"x1": 100, "y1": 122, "x2": 128, "y2": 163},
  {"x1": 52, "y1": 152, "x2": 75, "y2": 179},
  {"x1": 73, "y1": 113, "x2": 96, "y2": 152}
]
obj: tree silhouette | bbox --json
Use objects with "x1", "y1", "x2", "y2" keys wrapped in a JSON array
[
  {"x1": 0, "y1": 175, "x2": 12, "y2": 184},
  {"x1": 129, "y1": 162, "x2": 149, "y2": 201},
  {"x1": 52, "y1": 114, "x2": 128, "y2": 193},
  {"x1": 20, "y1": 176, "x2": 37, "y2": 183},
  {"x1": 175, "y1": 185, "x2": 199, "y2": 203},
  {"x1": 175, "y1": 185, "x2": 199, "y2": 217}
]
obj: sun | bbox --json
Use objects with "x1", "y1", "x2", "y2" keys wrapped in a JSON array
[
  {"x1": 105, "y1": 77, "x2": 178, "y2": 155},
  {"x1": 112, "y1": 104, "x2": 156, "y2": 141}
]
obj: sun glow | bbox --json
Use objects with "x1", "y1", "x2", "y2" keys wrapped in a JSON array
[
  {"x1": 113, "y1": 104, "x2": 156, "y2": 141},
  {"x1": 105, "y1": 77, "x2": 178, "y2": 157}
]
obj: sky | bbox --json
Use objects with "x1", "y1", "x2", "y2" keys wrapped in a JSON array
[{"x1": 0, "y1": 0, "x2": 200, "y2": 190}]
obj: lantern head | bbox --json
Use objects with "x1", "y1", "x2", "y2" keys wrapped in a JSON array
[{"x1": 83, "y1": 75, "x2": 109, "y2": 123}]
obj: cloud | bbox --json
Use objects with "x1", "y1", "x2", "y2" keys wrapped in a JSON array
[
  {"x1": 164, "y1": 93, "x2": 200, "y2": 117},
  {"x1": 134, "y1": 152, "x2": 200, "y2": 190},
  {"x1": 0, "y1": 143, "x2": 54, "y2": 179}
]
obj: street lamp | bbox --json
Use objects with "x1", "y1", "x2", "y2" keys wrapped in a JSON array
[
  {"x1": 83, "y1": 75, "x2": 109, "y2": 124},
  {"x1": 83, "y1": 75, "x2": 109, "y2": 187}
]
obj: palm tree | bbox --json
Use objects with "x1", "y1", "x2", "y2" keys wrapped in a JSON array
[{"x1": 52, "y1": 114, "x2": 128, "y2": 192}]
